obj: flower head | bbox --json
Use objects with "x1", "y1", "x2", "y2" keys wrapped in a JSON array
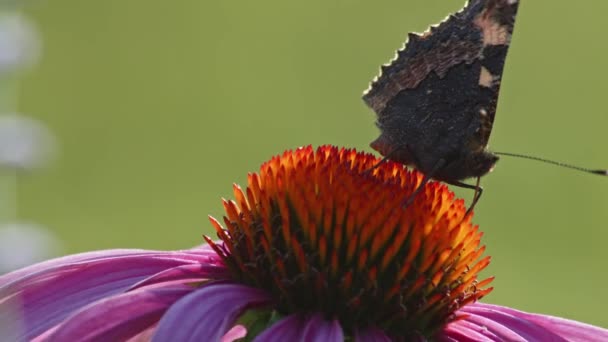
[
  {"x1": 1, "y1": 146, "x2": 606, "y2": 341},
  {"x1": 206, "y1": 145, "x2": 491, "y2": 338}
]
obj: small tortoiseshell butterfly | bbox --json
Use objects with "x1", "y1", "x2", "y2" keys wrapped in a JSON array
[{"x1": 363, "y1": 0, "x2": 520, "y2": 210}]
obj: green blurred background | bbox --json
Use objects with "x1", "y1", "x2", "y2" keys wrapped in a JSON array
[{"x1": 15, "y1": 0, "x2": 607, "y2": 328}]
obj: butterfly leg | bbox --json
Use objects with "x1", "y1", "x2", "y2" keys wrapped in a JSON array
[
  {"x1": 362, "y1": 146, "x2": 407, "y2": 175},
  {"x1": 402, "y1": 158, "x2": 447, "y2": 208},
  {"x1": 445, "y1": 176, "x2": 483, "y2": 216},
  {"x1": 361, "y1": 154, "x2": 392, "y2": 176}
]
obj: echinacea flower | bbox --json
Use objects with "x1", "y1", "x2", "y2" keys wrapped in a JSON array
[{"x1": 1, "y1": 146, "x2": 606, "y2": 341}]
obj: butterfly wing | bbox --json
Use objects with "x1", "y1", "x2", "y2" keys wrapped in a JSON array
[{"x1": 363, "y1": 0, "x2": 519, "y2": 169}]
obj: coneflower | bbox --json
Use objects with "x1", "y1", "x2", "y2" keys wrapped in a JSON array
[{"x1": 1, "y1": 146, "x2": 606, "y2": 341}]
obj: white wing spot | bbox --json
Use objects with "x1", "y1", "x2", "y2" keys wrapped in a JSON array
[{"x1": 478, "y1": 67, "x2": 494, "y2": 87}]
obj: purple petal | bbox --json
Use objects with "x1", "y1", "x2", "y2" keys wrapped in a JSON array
[
  {"x1": 0, "y1": 249, "x2": 150, "y2": 285},
  {"x1": 301, "y1": 314, "x2": 343, "y2": 342},
  {"x1": 0, "y1": 248, "x2": 220, "y2": 286},
  {"x1": 354, "y1": 326, "x2": 392, "y2": 342},
  {"x1": 253, "y1": 314, "x2": 306, "y2": 342},
  {"x1": 0, "y1": 294, "x2": 23, "y2": 342},
  {"x1": 43, "y1": 285, "x2": 194, "y2": 341},
  {"x1": 467, "y1": 303, "x2": 608, "y2": 342},
  {"x1": 152, "y1": 282, "x2": 272, "y2": 342},
  {"x1": 438, "y1": 302, "x2": 608, "y2": 342},
  {"x1": 0, "y1": 249, "x2": 222, "y2": 340},
  {"x1": 438, "y1": 318, "x2": 503, "y2": 342},
  {"x1": 127, "y1": 324, "x2": 157, "y2": 342},
  {"x1": 129, "y1": 263, "x2": 230, "y2": 291},
  {"x1": 252, "y1": 314, "x2": 343, "y2": 342}
]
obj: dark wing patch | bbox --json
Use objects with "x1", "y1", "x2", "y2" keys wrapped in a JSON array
[{"x1": 363, "y1": 0, "x2": 519, "y2": 151}]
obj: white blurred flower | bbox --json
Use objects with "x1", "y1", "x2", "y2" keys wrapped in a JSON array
[
  {"x1": 0, "y1": 222, "x2": 63, "y2": 273},
  {"x1": 0, "y1": 114, "x2": 56, "y2": 170},
  {"x1": 0, "y1": 293, "x2": 22, "y2": 342},
  {"x1": 0, "y1": 13, "x2": 40, "y2": 74}
]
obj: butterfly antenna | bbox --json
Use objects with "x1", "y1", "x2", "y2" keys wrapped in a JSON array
[{"x1": 494, "y1": 152, "x2": 608, "y2": 176}]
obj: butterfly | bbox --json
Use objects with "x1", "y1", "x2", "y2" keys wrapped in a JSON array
[{"x1": 363, "y1": 0, "x2": 519, "y2": 211}]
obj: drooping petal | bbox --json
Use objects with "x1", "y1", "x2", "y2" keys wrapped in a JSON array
[
  {"x1": 42, "y1": 285, "x2": 194, "y2": 341},
  {"x1": 221, "y1": 325, "x2": 247, "y2": 342},
  {"x1": 354, "y1": 326, "x2": 392, "y2": 342},
  {"x1": 0, "y1": 249, "x2": 220, "y2": 340},
  {"x1": 438, "y1": 302, "x2": 608, "y2": 342},
  {"x1": 468, "y1": 303, "x2": 608, "y2": 342},
  {"x1": 127, "y1": 324, "x2": 157, "y2": 342},
  {"x1": 0, "y1": 248, "x2": 219, "y2": 286},
  {"x1": 437, "y1": 318, "x2": 505, "y2": 342},
  {"x1": 300, "y1": 314, "x2": 344, "y2": 342},
  {"x1": 252, "y1": 314, "x2": 343, "y2": 342},
  {"x1": 513, "y1": 309, "x2": 608, "y2": 342},
  {"x1": 0, "y1": 249, "x2": 150, "y2": 285},
  {"x1": 252, "y1": 314, "x2": 306, "y2": 342},
  {"x1": 153, "y1": 283, "x2": 272, "y2": 342},
  {"x1": 128, "y1": 263, "x2": 229, "y2": 291}
]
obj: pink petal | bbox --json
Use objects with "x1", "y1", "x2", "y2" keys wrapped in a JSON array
[
  {"x1": 439, "y1": 317, "x2": 503, "y2": 341},
  {"x1": 0, "y1": 248, "x2": 218, "y2": 286},
  {"x1": 127, "y1": 324, "x2": 157, "y2": 342},
  {"x1": 301, "y1": 314, "x2": 344, "y2": 342},
  {"x1": 354, "y1": 326, "x2": 392, "y2": 342},
  {"x1": 252, "y1": 314, "x2": 343, "y2": 342},
  {"x1": 43, "y1": 285, "x2": 194, "y2": 341},
  {"x1": 129, "y1": 263, "x2": 229, "y2": 291},
  {"x1": 0, "y1": 249, "x2": 151, "y2": 285},
  {"x1": 438, "y1": 302, "x2": 608, "y2": 342},
  {"x1": 0, "y1": 250, "x2": 219, "y2": 340},
  {"x1": 221, "y1": 325, "x2": 247, "y2": 342},
  {"x1": 467, "y1": 303, "x2": 608, "y2": 342},
  {"x1": 152, "y1": 282, "x2": 272, "y2": 341}
]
